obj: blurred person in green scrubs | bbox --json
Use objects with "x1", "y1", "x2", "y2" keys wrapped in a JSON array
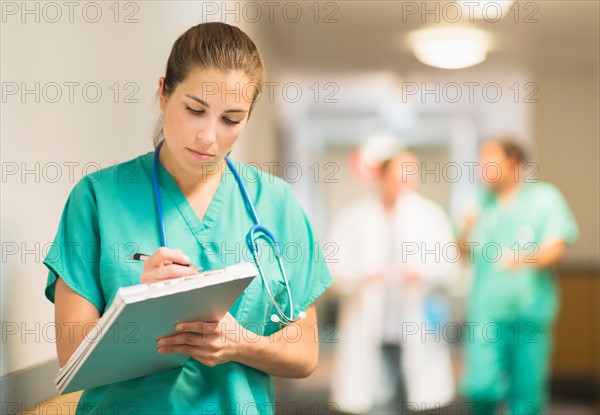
[
  {"x1": 44, "y1": 22, "x2": 332, "y2": 415},
  {"x1": 458, "y1": 138, "x2": 578, "y2": 415}
]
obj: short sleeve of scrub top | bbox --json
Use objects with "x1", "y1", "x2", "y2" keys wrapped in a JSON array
[
  {"x1": 535, "y1": 184, "x2": 579, "y2": 246},
  {"x1": 42, "y1": 153, "x2": 334, "y2": 415},
  {"x1": 44, "y1": 175, "x2": 105, "y2": 313}
]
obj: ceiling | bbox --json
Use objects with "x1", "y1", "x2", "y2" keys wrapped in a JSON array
[{"x1": 265, "y1": 0, "x2": 599, "y2": 75}]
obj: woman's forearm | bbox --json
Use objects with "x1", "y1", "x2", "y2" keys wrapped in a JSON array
[
  {"x1": 54, "y1": 277, "x2": 102, "y2": 367},
  {"x1": 56, "y1": 317, "x2": 101, "y2": 367}
]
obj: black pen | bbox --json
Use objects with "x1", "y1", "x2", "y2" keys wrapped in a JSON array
[{"x1": 132, "y1": 253, "x2": 203, "y2": 271}]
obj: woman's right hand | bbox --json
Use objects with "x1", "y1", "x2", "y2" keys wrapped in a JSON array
[{"x1": 140, "y1": 247, "x2": 199, "y2": 284}]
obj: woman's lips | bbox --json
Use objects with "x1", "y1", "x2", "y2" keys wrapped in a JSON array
[{"x1": 187, "y1": 148, "x2": 214, "y2": 160}]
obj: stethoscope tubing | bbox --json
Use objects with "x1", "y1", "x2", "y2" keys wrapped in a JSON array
[{"x1": 151, "y1": 142, "x2": 301, "y2": 324}]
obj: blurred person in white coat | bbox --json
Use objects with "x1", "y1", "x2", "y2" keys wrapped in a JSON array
[{"x1": 329, "y1": 150, "x2": 460, "y2": 414}]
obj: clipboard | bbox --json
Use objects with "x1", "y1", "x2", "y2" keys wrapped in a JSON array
[{"x1": 56, "y1": 261, "x2": 258, "y2": 394}]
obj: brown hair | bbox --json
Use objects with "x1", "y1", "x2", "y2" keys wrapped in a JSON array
[
  {"x1": 495, "y1": 137, "x2": 529, "y2": 164},
  {"x1": 153, "y1": 22, "x2": 266, "y2": 146}
]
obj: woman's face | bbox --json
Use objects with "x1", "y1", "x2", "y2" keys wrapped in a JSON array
[{"x1": 158, "y1": 67, "x2": 254, "y2": 177}]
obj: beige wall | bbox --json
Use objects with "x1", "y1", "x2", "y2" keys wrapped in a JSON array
[
  {"x1": 533, "y1": 64, "x2": 599, "y2": 267},
  {"x1": 230, "y1": 22, "x2": 279, "y2": 167}
]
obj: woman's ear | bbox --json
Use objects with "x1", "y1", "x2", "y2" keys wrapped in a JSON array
[{"x1": 158, "y1": 77, "x2": 167, "y2": 112}]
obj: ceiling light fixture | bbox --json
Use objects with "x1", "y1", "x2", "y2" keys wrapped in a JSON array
[{"x1": 409, "y1": 27, "x2": 492, "y2": 69}]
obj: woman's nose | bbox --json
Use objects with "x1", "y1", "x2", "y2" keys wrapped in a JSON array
[{"x1": 197, "y1": 119, "x2": 217, "y2": 144}]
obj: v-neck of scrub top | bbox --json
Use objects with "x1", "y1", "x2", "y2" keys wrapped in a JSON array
[
  {"x1": 495, "y1": 183, "x2": 523, "y2": 211},
  {"x1": 146, "y1": 152, "x2": 234, "y2": 241},
  {"x1": 485, "y1": 183, "x2": 527, "y2": 229}
]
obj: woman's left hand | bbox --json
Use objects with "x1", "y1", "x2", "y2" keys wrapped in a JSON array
[
  {"x1": 157, "y1": 312, "x2": 250, "y2": 367},
  {"x1": 157, "y1": 304, "x2": 319, "y2": 377}
]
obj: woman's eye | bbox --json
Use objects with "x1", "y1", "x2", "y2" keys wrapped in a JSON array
[
  {"x1": 186, "y1": 106, "x2": 203, "y2": 115},
  {"x1": 224, "y1": 117, "x2": 242, "y2": 125}
]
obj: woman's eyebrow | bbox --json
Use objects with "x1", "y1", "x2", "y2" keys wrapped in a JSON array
[
  {"x1": 184, "y1": 94, "x2": 248, "y2": 114},
  {"x1": 223, "y1": 109, "x2": 248, "y2": 114},
  {"x1": 184, "y1": 94, "x2": 209, "y2": 107}
]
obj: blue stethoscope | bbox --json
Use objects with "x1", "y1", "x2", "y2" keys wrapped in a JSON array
[{"x1": 152, "y1": 141, "x2": 305, "y2": 324}]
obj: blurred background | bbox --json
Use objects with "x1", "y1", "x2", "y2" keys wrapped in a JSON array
[{"x1": 1, "y1": 1, "x2": 598, "y2": 414}]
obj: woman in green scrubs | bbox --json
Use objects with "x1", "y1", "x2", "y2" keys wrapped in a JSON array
[
  {"x1": 44, "y1": 22, "x2": 333, "y2": 415},
  {"x1": 459, "y1": 139, "x2": 578, "y2": 415}
]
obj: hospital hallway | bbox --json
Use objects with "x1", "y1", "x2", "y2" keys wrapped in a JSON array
[{"x1": 2, "y1": 1, "x2": 599, "y2": 414}]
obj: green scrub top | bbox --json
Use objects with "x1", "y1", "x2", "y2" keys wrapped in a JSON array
[
  {"x1": 467, "y1": 181, "x2": 578, "y2": 326},
  {"x1": 43, "y1": 152, "x2": 333, "y2": 415}
]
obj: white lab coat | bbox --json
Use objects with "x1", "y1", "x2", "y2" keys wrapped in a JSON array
[{"x1": 328, "y1": 191, "x2": 459, "y2": 414}]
